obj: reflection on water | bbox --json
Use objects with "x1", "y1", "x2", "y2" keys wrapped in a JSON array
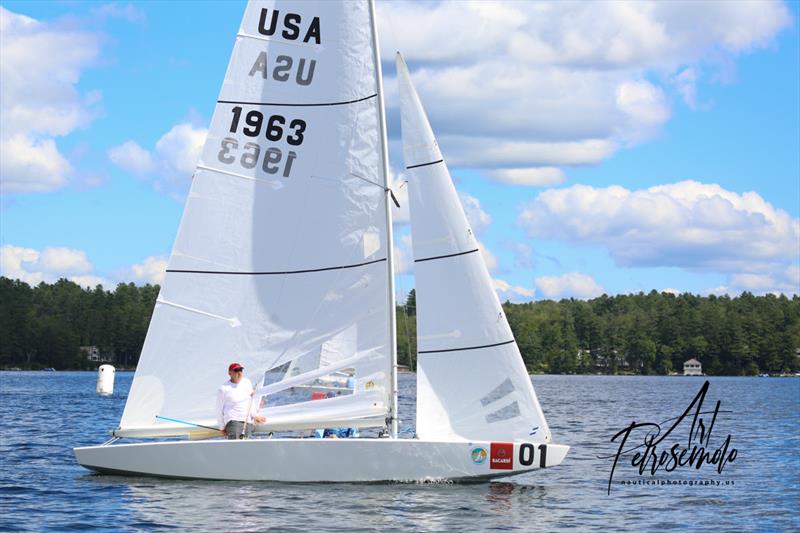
[
  {"x1": 0, "y1": 372, "x2": 798, "y2": 531},
  {"x1": 84, "y1": 476, "x2": 561, "y2": 532}
]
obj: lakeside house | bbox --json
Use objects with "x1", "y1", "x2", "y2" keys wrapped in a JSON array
[
  {"x1": 683, "y1": 358, "x2": 703, "y2": 376},
  {"x1": 80, "y1": 346, "x2": 113, "y2": 364}
]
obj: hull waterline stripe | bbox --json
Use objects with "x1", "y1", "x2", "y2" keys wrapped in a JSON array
[
  {"x1": 218, "y1": 93, "x2": 377, "y2": 108},
  {"x1": 167, "y1": 257, "x2": 386, "y2": 276},
  {"x1": 406, "y1": 159, "x2": 444, "y2": 170},
  {"x1": 415, "y1": 248, "x2": 479, "y2": 263},
  {"x1": 418, "y1": 339, "x2": 515, "y2": 354}
]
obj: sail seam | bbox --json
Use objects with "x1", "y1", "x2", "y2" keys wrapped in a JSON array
[
  {"x1": 406, "y1": 159, "x2": 444, "y2": 170},
  {"x1": 418, "y1": 339, "x2": 515, "y2": 354},
  {"x1": 237, "y1": 31, "x2": 320, "y2": 49},
  {"x1": 414, "y1": 248, "x2": 479, "y2": 263},
  {"x1": 218, "y1": 94, "x2": 378, "y2": 108},
  {"x1": 195, "y1": 164, "x2": 280, "y2": 186},
  {"x1": 167, "y1": 257, "x2": 386, "y2": 276}
]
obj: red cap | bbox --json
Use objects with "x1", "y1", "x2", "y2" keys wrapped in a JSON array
[{"x1": 228, "y1": 362, "x2": 244, "y2": 371}]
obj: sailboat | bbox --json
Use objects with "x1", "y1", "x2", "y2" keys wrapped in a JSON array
[{"x1": 74, "y1": 0, "x2": 568, "y2": 481}]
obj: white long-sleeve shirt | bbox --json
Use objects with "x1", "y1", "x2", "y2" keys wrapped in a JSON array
[{"x1": 216, "y1": 377, "x2": 256, "y2": 429}]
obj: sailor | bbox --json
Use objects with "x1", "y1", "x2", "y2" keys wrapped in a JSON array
[{"x1": 216, "y1": 362, "x2": 266, "y2": 439}]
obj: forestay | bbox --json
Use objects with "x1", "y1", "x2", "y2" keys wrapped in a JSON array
[
  {"x1": 118, "y1": 0, "x2": 393, "y2": 438},
  {"x1": 396, "y1": 54, "x2": 551, "y2": 443}
]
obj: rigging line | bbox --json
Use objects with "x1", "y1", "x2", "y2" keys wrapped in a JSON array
[
  {"x1": 418, "y1": 339, "x2": 515, "y2": 355},
  {"x1": 166, "y1": 257, "x2": 387, "y2": 276},
  {"x1": 155, "y1": 415, "x2": 221, "y2": 433},
  {"x1": 414, "y1": 248, "x2": 479, "y2": 263},
  {"x1": 348, "y1": 172, "x2": 384, "y2": 189},
  {"x1": 405, "y1": 159, "x2": 444, "y2": 170},
  {"x1": 347, "y1": 173, "x2": 402, "y2": 208},
  {"x1": 218, "y1": 93, "x2": 378, "y2": 108}
]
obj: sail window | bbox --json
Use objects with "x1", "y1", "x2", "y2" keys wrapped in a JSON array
[
  {"x1": 480, "y1": 378, "x2": 515, "y2": 407},
  {"x1": 485, "y1": 401, "x2": 521, "y2": 424}
]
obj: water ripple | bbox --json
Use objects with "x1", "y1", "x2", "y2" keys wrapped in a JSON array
[{"x1": 0, "y1": 372, "x2": 798, "y2": 531}]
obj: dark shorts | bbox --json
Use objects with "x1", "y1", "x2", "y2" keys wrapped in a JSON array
[{"x1": 224, "y1": 420, "x2": 254, "y2": 440}]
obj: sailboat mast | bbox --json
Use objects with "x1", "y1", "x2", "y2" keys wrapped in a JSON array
[{"x1": 368, "y1": 0, "x2": 399, "y2": 439}]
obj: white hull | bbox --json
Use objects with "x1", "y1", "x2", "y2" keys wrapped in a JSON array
[{"x1": 75, "y1": 438, "x2": 568, "y2": 482}]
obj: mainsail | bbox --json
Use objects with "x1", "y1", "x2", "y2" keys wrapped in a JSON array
[
  {"x1": 118, "y1": 0, "x2": 395, "y2": 438},
  {"x1": 396, "y1": 54, "x2": 551, "y2": 443}
]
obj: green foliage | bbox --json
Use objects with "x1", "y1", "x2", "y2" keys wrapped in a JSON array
[
  {"x1": 0, "y1": 277, "x2": 158, "y2": 370},
  {"x1": 1, "y1": 278, "x2": 798, "y2": 375},
  {"x1": 501, "y1": 291, "x2": 800, "y2": 375}
]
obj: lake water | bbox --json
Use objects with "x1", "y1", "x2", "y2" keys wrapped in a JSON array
[{"x1": 0, "y1": 372, "x2": 797, "y2": 531}]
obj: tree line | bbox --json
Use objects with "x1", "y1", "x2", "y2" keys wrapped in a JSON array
[
  {"x1": 1, "y1": 278, "x2": 798, "y2": 375},
  {"x1": 397, "y1": 289, "x2": 799, "y2": 375},
  {"x1": 0, "y1": 277, "x2": 157, "y2": 369}
]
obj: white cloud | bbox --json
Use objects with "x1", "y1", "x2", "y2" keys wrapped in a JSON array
[
  {"x1": 155, "y1": 123, "x2": 206, "y2": 177},
  {"x1": 438, "y1": 135, "x2": 618, "y2": 169},
  {"x1": 37, "y1": 247, "x2": 92, "y2": 274},
  {"x1": 673, "y1": 67, "x2": 700, "y2": 109},
  {"x1": 725, "y1": 264, "x2": 800, "y2": 295},
  {"x1": 1, "y1": 245, "x2": 43, "y2": 285},
  {"x1": 379, "y1": 1, "x2": 790, "y2": 69},
  {"x1": 0, "y1": 7, "x2": 101, "y2": 193},
  {"x1": 126, "y1": 255, "x2": 168, "y2": 285},
  {"x1": 702, "y1": 284, "x2": 730, "y2": 297},
  {"x1": 107, "y1": 141, "x2": 154, "y2": 175},
  {"x1": 459, "y1": 192, "x2": 491, "y2": 234},
  {"x1": 615, "y1": 80, "x2": 670, "y2": 141},
  {"x1": 69, "y1": 275, "x2": 112, "y2": 288},
  {"x1": 0, "y1": 245, "x2": 174, "y2": 288},
  {"x1": 0, "y1": 135, "x2": 71, "y2": 193},
  {"x1": 535, "y1": 272, "x2": 605, "y2": 300},
  {"x1": 378, "y1": 1, "x2": 790, "y2": 181},
  {"x1": 108, "y1": 122, "x2": 208, "y2": 199},
  {"x1": 393, "y1": 235, "x2": 413, "y2": 275},
  {"x1": 477, "y1": 241, "x2": 497, "y2": 273},
  {"x1": 90, "y1": 3, "x2": 146, "y2": 23},
  {"x1": 0, "y1": 245, "x2": 106, "y2": 287},
  {"x1": 493, "y1": 278, "x2": 535, "y2": 302},
  {"x1": 519, "y1": 180, "x2": 800, "y2": 295},
  {"x1": 512, "y1": 242, "x2": 535, "y2": 269},
  {"x1": 489, "y1": 167, "x2": 566, "y2": 187}
]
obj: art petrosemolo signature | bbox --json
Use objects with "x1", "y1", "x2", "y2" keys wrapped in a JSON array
[{"x1": 601, "y1": 380, "x2": 738, "y2": 495}]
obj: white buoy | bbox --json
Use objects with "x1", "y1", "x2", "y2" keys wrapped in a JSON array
[{"x1": 96, "y1": 364, "x2": 115, "y2": 395}]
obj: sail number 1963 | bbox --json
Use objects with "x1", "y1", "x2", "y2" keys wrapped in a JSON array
[{"x1": 217, "y1": 107, "x2": 306, "y2": 177}]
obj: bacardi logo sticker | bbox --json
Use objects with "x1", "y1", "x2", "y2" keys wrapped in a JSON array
[{"x1": 490, "y1": 442, "x2": 513, "y2": 470}]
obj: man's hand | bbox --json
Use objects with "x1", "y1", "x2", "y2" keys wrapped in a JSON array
[{"x1": 253, "y1": 415, "x2": 266, "y2": 424}]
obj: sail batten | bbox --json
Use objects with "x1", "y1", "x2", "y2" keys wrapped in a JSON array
[
  {"x1": 166, "y1": 257, "x2": 387, "y2": 276},
  {"x1": 418, "y1": 339, "x2": 516, "y2": 355},
  {"x1": 218, "y1": 94, "x2": 378, "y2": 107},
  {"x1": 414, "y1": 248, "x2": 479, "y2": 263},
  {"x1": 405, "y1": 159, "x2": 444, "y2": 170}
]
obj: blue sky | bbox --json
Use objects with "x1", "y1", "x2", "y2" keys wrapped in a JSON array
[{"x1": 1, "y1": 1, "x2": 798, "y2": 299}]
